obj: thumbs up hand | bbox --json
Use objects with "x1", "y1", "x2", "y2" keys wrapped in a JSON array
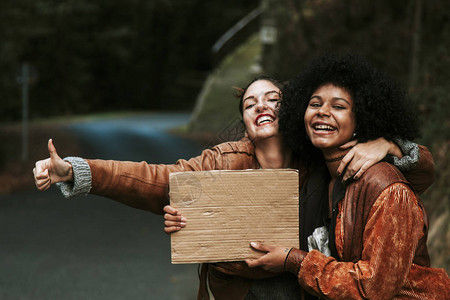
[{"x1": 33, "y1": 139, "x2": 73, "y2": 191}]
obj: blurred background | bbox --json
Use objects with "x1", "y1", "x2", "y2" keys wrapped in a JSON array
[{"x1": 0, "y1": 0, "x2": 448, "y2": 299}]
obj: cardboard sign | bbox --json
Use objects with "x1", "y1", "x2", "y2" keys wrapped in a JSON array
[{"x1": 169, "y1": 169, "x2": 299, "y2": 264}]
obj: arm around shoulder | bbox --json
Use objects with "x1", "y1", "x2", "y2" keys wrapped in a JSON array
[{"x1": 388, "y1": 139, "x2": 435, "y2": 194}]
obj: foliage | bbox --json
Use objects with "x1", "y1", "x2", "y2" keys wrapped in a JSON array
[
  {"x1": 264, "y1": 0, "x2": 450, "y2": 87},
  {"x1": 0, "y1": 0, "x2": 259, "y2": 121}
]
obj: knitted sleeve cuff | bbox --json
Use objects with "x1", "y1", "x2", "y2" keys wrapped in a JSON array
[
  {"x1": 386, "y1": 138, "x2": 419, "y2": 172},
  {"x1": 56, "y1": 157, "x2": 92, "y2": 198}
]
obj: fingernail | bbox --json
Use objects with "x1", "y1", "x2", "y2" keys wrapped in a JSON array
[
  {"x1": 250, "y1": 242, "x2": 257, "y2": 247},
  {"x1": 180, "y1": 222, "x2": 186, "y2": 227},
  {"x1": 181, "y1": 217, "x2": 187, "y2": 222}
]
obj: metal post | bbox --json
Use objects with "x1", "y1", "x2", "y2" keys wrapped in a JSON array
[
  {"x1": 22, "y1": 62, "x2": 29, "y2": 161},
  {"x1": 260, "y1": 0, "x2": 278, "y2": 73}
]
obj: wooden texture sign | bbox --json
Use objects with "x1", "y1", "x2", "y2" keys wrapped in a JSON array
[{"x1": 169, "y1": 169, "x2": 299, "y2": 264}]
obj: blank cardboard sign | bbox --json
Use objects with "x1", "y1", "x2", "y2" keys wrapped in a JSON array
[{"x1": 169, "y1": 169, "x2": 299, "y2": 264}]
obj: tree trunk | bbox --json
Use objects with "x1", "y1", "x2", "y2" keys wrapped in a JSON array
[{"x1": 409, "y1": 0, "x2": 423, "y2": 92}]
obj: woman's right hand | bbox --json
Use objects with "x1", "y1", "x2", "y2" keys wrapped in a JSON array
[
  {"x1": 163, "y1": 205, "x2": 186, "y2": 234},
  {"x1": 33, "y1": 139, "x2": 73, "y2": 191}
]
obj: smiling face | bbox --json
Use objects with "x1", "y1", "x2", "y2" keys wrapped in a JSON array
[
  {"x1": 304, "y1": 83, "x2": 356, "y2": 156},
  {"x1": 242, "y1": 80, "x2": 282, "y2": 143}
]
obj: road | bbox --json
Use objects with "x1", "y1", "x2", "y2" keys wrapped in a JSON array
[{"x1": 0, "y1": 113, "x2": 204, "y2": 300}]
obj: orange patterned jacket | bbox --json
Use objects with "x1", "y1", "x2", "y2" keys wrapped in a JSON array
[{"x1": 286, "y1": 162, "x2": 449, "y2": 299}]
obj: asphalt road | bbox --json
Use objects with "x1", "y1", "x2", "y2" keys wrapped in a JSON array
[{"x1": 0, "y1": 113, "x2": 204, "y2": 300}]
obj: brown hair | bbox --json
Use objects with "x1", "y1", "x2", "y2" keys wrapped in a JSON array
[{"x1": 236, "y1": 76, "x2": 284, "y2": 116}]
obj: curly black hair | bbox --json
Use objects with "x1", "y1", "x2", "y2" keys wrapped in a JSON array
[{"x1": 278, "y1": 53, "x2": 420, "y2": 163}]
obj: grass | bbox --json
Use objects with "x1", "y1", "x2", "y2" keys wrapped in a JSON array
[{"x1": 185, "y1": 34, "x2": 262, "y2": 144}]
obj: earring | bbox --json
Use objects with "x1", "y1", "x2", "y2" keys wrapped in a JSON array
[{"x1": 352, "y1": 132, "x2": 357, "y2": 139}]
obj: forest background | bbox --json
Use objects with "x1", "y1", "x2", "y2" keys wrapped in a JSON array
[{"x1": 0, "y1": 0, "x2": 448, "y2": 271}]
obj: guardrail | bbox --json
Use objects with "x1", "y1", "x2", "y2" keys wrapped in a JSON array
[{"x1": 210, "y1": 6, "x2": 262, "y2": 65}]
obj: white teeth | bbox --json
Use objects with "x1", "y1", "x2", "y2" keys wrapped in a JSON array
[
  {"x1": 314, "y1": 124, "x2": 335, "y2": 130},
  {"x1": 257, "y1": 115, "x2": 274, "y2": 126}
]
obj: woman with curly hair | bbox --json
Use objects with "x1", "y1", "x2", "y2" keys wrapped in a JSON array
[{"x1": 246, "y1": 54, "x2": 449, "y2": 299}]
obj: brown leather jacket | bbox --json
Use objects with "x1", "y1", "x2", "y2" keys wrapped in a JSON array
[
  {"x1": 286, "y1": 162, "x2": 449, "y2": 299},
  {"x1": 87, "y1": 138, "x2": 260, "y2": 214},
  {"x1": 84, "y1": 138, "x2": 436, "y2": 299},
  {"x1": 86, "y1": 138, "x2": 434, "y2": 213}
]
